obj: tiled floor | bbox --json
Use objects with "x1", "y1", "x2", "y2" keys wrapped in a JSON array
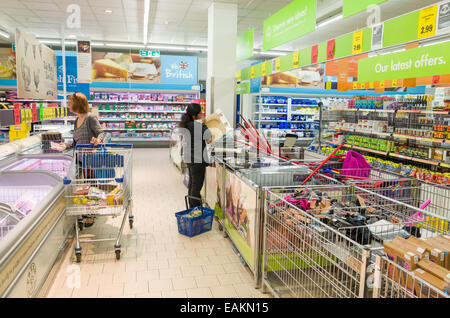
[{"x1": 46, "y1": 148, "x2": 270, "y2": 298}]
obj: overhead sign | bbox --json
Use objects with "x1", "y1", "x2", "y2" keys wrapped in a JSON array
[
  {"x1": 343, "y1": 0, "x2": 387, "y2": 18},
  {"x1": 236, "y1": 28, "x2": 254, "y2": 62},
  {"x1": 352, "y1": 30, "x2": 364, "y2": 55},
  {"x1": 417, "y1": 5, "x2": 438, "y2": 39},
  {"x1": 262, "y1": 0, "x2": 316, "y2": 51},
  {"x1": 358, "y1": 41, "x2": 450, "y2": 82},
  {"x1": 236, "y1": 82, "x2": 250, "y2": 95},
  {"x1": 139, "y1": 50, "x2": 160, "y2": 58},
  {"x1": 160, "y1": 55, "x2": 198, "y2": 85},
  {"x1": 15, "y1": 28, "x2": 57, "y2": 99}
]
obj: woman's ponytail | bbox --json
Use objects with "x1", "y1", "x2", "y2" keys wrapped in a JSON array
[{"x1": 179, "y1": 103, "x2": 202, "y2": 128}]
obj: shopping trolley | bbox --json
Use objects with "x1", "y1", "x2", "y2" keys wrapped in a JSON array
[{"x1": 63, "y1": 143, "x2": 133, "y2": 262}]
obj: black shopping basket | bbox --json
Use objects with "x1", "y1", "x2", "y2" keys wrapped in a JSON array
[{"x1": 175, "y1": 196, "x2": 215, "y2": 237}]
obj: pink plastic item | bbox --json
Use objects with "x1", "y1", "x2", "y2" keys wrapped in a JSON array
[{"x1": 341, "y1": 150, "x2": 371, "y2": 178}]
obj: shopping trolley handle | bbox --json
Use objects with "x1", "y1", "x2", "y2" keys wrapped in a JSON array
[
  {"x1": 63, "y1": 177, "x2": 72, "y2": 185},
  {"x1": 75, "y1": 143, "x2": 133, "y2": 149}
]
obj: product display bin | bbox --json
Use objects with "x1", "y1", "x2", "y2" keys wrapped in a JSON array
[
  {"x1": 262, "y1": 184, "x2": 449, "y2": 298},
  {"x1": 0, "y1": 171, "x2": 67, "y2": 298}
]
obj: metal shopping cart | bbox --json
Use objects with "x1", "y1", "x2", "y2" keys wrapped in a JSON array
[{"x1": 63, "y1": 143, "x2": 133, "y2": 262}]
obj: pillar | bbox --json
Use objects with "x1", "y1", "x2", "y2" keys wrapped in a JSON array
[{"x1": 206, "y1": 2, "x2": 238, "y2": 127}]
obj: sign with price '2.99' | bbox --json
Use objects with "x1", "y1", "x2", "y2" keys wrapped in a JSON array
[
  {"x1": 418, "y1": 5, "x2": 438, "y2": 39},
  {"x1": 352, "y1": 30, "x2": 363, "y2": 55}
]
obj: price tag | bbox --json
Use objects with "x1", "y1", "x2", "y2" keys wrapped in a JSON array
[
  {"x1": 293, "y1": 51, "x2": 299, "y2": 68},
  {"x1": 369, "y1": 82, "x2": 374, "y2": 89},
  {"x1": 251, "y1": 66, "x2": 255, "y2": 78},
  {"x1": 326, "y1": 39, "x2": 335, "y2": 60},
  {"x1": 360, "y1": 83, "x2": 366, "y2": 89},
  {"x1": 311, "y1": 45, "x2": 318, "y2": 64},
  {"x1": 392, "y1": 79, "x2": 398, "y2": 87},
  {"x1": 21, "y1": 109, "x2": 26, "y2": 123},
  {"x1": 433, "y1": 75, "x2": 440, "y2": 84},
  {"x1": 13, "y1": 104, "x2": 21, "y2": 125},
  {"x1": 262, "y1": 62, "x2": 266, "y2": 76},
  {"x1": 353, "y1": 82, "x2": 358, "y2": 89},
  {"x1": 236, "y1": 70, "x2": 242, "y2": 81},
  {"x1": 352, "y1": 30, "x2": 364, "y2": 55},
  {"x1": 326, "y1": 82, "x2": 332, "y2": 90},
  {"x1": 397, "y1": 79, "x2": 404, "y2": 87},
  {"x1": 418, "y1": 5, "x2": 437, "y2": 39},
  {"x1": 275, "y1": 58, "x2": 281, "y2": 72},
  {"x1": 379, "y1": 81, "x2": 385, "y2": 88}
]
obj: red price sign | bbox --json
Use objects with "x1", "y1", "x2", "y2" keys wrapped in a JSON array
[
  {"x1": 311, "y1": 45, "x2": 318, "y2": 64},
  {"x1": 31, "y1": 103, "x2": 38, "y2": 122},
  {"x1": 432, "y1": 75, "x2": 440, "y2": 84},
  {"x1": 13, "y1": 103, "x2": 21, "y2": 125},
  {"x1": 326, "y1": 39, "x2": 335, "y2": 60}
]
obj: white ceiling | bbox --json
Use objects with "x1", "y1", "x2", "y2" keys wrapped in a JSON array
[{"x1": 0, "y1": 0, "x2": 443, "y2": 52}]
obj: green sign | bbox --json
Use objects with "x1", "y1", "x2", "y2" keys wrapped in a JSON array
[
  {"x1": 358, "y1": 41, "x2": 450, "y2": 82},
  {"x1": 263, "y1": 0, "x2": 316, "y2": 52},
  {"x1": 236, "y1": 28, "x2": 254, "y2": 62},
  {"x1": 139, "y1": 50, "x2": 160, "y2": 57},
  {"x1": 236, "y1": 82, "x2": 250, "y2": 95},
  {"x1": 343, "y1": 0, "x2": 387, "y2": 18}
]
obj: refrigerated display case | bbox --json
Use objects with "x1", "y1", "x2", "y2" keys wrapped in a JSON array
[
  {"x1": 0, "y1": 171, "x2": 68, "y2": 298},
  {"x1": 0, "y1": 154, "x2": 72, "y2": 179}
]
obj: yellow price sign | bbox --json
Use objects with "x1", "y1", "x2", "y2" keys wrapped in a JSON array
[
  {"x1": 418, "y1": 5, "x2": 437, "y2": 39},
  {"x1": 262, "y1": 62, "x2": 266, "y2": 76},
  {"x1": 236, "y1": 70, "x2": 242, "y2": 81},
  {"x1": 379, "y1": 81, "x2": 385, "y2": 88},
  {"x1": 353, "y1": 82, "x2": 358, "y2": 89},
  {"x1": 326, "y1": 82, "x2": 332, "y2": 90},
  {"x1": 392, "y1": 79, "x2": 398, "y2": 87},
  {"x1": 352, "y1": 30, "x2": 364, "y2": 55},
  {"x1": 369, "y1": 82, "x2": 374, "y2": 89},
  {"x1": 250, "y1": 66, "x2": 255, "y2": 78},
  {"x1": 275, "y1": 58, "x2": 281, "y2": 72},
  {"x1": 360, "y1": 83, "x2": 366, "y2": 89},
  {"x1": 293, "y1": 51, "x2": 299, "y2": 68}
]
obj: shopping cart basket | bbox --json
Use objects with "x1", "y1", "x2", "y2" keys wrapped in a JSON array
[
  {"x1": 63, "y1": 143, "x2": 133, "y2": 262},
  {"x1": 175, "y1": 196, "x2": 215, "y2": 237}
]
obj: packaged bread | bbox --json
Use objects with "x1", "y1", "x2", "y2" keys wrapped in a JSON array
[{"x1": 93, "y1": 59, "x2": 128, "y2": 79}]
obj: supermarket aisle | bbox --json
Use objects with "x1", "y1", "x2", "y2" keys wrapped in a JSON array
[{"x1": 46, "y1": 148, "x2": 269, "y2": 298}]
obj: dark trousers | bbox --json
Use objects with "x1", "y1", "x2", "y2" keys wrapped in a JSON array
[{"x1": 187, "y1": 163, "x2": 206, "y2": 208}]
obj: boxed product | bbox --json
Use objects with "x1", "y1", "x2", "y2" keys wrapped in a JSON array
[
  {"x1": 424, "y1": 236, "x2": 450, "y2": 270},
  {"x1": 413, "y1": 268, "x2": 450, "y2": 297},
  {"x1": 418, "y1": 259, "x2": 450, "y2": 284},
  {"x1": 106, "y1": 187, "x2": 123, "y2": 206},
  {"x1": 408, "y1": 236, "x2": 446, "y2": 267},
  {"x1": 384, "y1": 240, "x2": 420, "y2": 285},
  {"x1": 392, "y1": 237, "x2": 428, "y2": 260}
]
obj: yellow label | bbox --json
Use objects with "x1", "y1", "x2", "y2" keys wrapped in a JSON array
[
  {"x1": 236, "y1": 70, "x2": 242, "y2": 81},
  {"x1": 441, "y1": 163, "x2": 450, "y2": 168},
  {"x1": 251, "y1": 66, "x2": 255, "y2": 78},
  {"x1": 352, "y1": 30, "x2": 364, "y2": 55},
  {"x1": 369, "y1": 82, "x2": 374, "y2": 89},
  {"x1": 353, "y1": 82, "x2": 358, "y2": 89},
  {"x1": 361, "y1": 83, "x2": 366, "y2": 89},
  {"x1": 418, "y1": 5, "x2": 437, "y2": 39},
  {"x1": 262, "y1": 62, "x2": 266, "y2": 76},
  {"x1": 293, "y1": 51, "x2": 300, "y2": 68},
  {"x1": 392, "y1": 79, "x2": 398, "y2": 87},
  {"x1": 380, "y1": 81, "x2": 385, "y2": 88},
  {"x1": 275, "y1": 58, "x2": 281, "y2": 72},
  {"x1": 326, "y1": 82, "x2": 332, "y2": 90},
  {"x1": 20, "y1": 109, "x2": 26, "y2": 123}
]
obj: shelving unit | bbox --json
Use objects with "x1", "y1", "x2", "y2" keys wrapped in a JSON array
[{"x1": 89, "y1": 90, "x2": 200, "y2": 147}]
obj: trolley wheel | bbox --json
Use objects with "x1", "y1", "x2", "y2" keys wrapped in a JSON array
[
  {"x1": 78, "y1": 221, "x2": 84, "y2": 231},
  {"x1": 76, "y1": 253, "x2": 82, "y2": 263},
  {"x1": 129, "y1": 219, "x2": 134, "y2": 229},
  {"x1": 115, "y1": 250, "x2": 121, "y2": 260},
  {"x1": 218, "y1": 223, "x2": 223, "y2": 231}
]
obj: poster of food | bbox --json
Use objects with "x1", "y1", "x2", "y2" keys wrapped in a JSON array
[
  {"x1": 15, "y1": 28, "x2": 57, "y2": 99},
  {"x1": 0, "y1": 48, "x2": 16, "y2": 79},
  {"x1": 91, "y1": 51, "x2": 161, "y2": 83},
  {"x1": 261, "y1": 64, "x2": 324, "y2": 88},
  {"x1": 77, "y1": 40, "x2": 92, "y2": 83},
  {"x1": 225, "y1": 173, "x2": 257, "y2": 252}
]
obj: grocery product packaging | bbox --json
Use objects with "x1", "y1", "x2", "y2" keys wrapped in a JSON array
[
  {"x1": 413, "y1": 268, "x2": 450, "y2": 297},
  {"x1": 384, "y1": 241, "x2": 420, "y2": 286},
  {"x1": 424, "y1": 236, "x2": 450, "y2": 270},
  {"x1": 418, "y1": 259, "x2": 450, "y2": 284},
  {"x1": 392, "y1": 237, "x2": 428, "y2": 260},
  {"x1": 408, "y1": 236, "x2": 445, "y2": 267}
]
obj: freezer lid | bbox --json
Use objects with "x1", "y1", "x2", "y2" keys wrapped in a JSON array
[{"x1": 0, "y1": 154, "x2": 72, "y2": 179}]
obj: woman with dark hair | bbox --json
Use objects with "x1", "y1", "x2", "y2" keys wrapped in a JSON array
[{"x1": 180, "y1": 103, "x2": 212, "y2": 208}]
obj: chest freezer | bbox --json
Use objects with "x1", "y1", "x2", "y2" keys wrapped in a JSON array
[
  {"x1": 0, "y1": 171, "x2": 67, "y2": 297},
  {"x1": 0, "y1": 154, "x2": 72, "y2": 179}
]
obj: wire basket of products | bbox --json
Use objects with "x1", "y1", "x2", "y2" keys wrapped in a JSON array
[
  {"x1": 175, "y1": 196, "x2": 215, "y2": 237},
  {"x1": 41, "y1": 132, "x2": 62, "y2": 154}
]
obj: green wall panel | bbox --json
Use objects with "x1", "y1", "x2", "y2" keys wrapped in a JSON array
[
  {"x1": 383, "y1": 11, "x2": 419, "y2": 47},
  {"x1": 335, "y1": 33, "x2": 353, "y2": 58},
  {"x1": 300, "y1": 47, "x2": 312, "y2": 66},
  {"x1": 362, "y1": 28, "x2": 372, "y2": 52},
  {"x1": 266, "y1": 60, "x2": 273, "y2": 74},
  {"x1": 254, "y1": 63, "x2": 263, "y2": 77},
  {"x1": 318, "y1": 42, "x2": 327, "y2": 63},
  {"x1": 280, "y1": 53, "x2": 294, "y2": 71}
]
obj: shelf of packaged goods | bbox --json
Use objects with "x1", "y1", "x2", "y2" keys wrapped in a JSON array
[
  {"x1": 396, "y1": 109, "x2": 449, "y2": 115},
  {"x1": 441, "y1": 162, "x2": 450, "y2": 169},
  {"x1": 6, "y1": 99, "x2": 62, "y2": 103},
  {"x1": 255, "y1": 120, "x2": 316, "y2": 123},
  {"x1": 291, "y1": 105, "x2": 318, "y2": 107},
  {"x1": 392, "y1": 134, "x2": 447, "y2": 145},
  {"x1": 103, "y1": 128, "x2": 172, "y2": 131},
  {"x1": 260, "y1": 103, "x2": 288, "y2": 106},
  {"x1": 389, "y1": 153, "x2": 439, "y2": 165},
  {"x1": 267, "y1": 137, "x2": 314, "y2": 141},
  {"x1": 255, "y1": 112, "x2": 287, "y2": 115},
  {"x1": 331, "y1": 108, "x2": 449, "y2": 115},
  {"x1": 351, "y1": 146, "x2": 388, "y2": 156},
  {"x1": 100, "y1": 118, "x2": 180, "y2": 122},
  {"x1": 329, "y1": 127, "x2": 391, "y2": 137},
  {"x1": 90, "y1": 100, "x2": 191, "y2": 104},
  {"x1": 98, "y1": 110, "x2": 185, "y2": 114}
]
